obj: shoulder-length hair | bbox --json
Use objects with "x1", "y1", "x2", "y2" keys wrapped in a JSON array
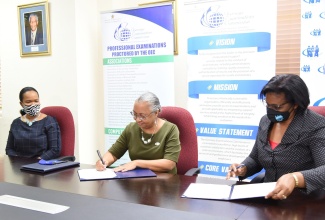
[{"x1": 260, "y1": 74, "x2": 310, "y2": 111}]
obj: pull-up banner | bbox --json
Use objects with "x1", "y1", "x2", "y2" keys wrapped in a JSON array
[
  {"x1": 300, "y1": 0, "x2": 325, "y2": 106},
  {"x1": 185, "y1": 0, "x2": 276, "y2": 178},
  {"x1": 101, "y1": 4, "x2": 175, "y2": 166}
]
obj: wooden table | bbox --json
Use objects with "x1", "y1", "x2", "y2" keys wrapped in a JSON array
[{"x1": 1, "y1": 155, "x2": 325, "y2": 219}]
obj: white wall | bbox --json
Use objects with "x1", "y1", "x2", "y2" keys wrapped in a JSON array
[
  {"x1": 0, "y1": 0, "x2": 79, "y2": 156},
  {"x1": 75, "y1": 0, "x2": 104, "y2": 165},
  {"x1": 0, "y1": 0, "x2": 188, "y2": 164}
]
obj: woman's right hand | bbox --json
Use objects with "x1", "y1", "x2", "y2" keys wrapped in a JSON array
[
  {"x1": 226, "y1": 163, "x2": 247, "y2": 180},
  {"x1": 95, "y1": 160, "x2": 107, "y2": 171}
]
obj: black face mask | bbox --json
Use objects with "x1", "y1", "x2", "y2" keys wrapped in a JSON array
[{"x1": 267, "y1": 107, "x2": 291, "y2": 123}]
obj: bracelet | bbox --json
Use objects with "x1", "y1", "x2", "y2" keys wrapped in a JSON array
[{"x1": 291, "y1": 173, "x2": 299, "y2": 188}]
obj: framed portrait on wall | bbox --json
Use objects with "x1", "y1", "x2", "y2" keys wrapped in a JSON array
[{"x1": 17, "y1": 1, "x2": 51, "y2": 57}]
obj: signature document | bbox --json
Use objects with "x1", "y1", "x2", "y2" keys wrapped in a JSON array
[
  {"x1": 78, "y1": 168, "x2": 117, "y2": 180},
  {"x1": 182, "y1": 182, "x2": 276, "y2": 200},
  {"x1": 77, "y1": 168, "x2": 157, "y2": 181}
]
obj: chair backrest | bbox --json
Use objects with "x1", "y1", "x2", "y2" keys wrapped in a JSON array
[
  {"x1": 41, "y1": 106, "x2": 75, "y2": 156},
  {"x1": 308, "y1": 106, "x2": 325, "y2": 117},
  {"x1": 159, "y1": 106, "x2": 198, "y2": 175}
]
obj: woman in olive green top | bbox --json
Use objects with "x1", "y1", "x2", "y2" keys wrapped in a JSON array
[{"x1": 96, "y1": 92, "x2": 181, "y2": 174}]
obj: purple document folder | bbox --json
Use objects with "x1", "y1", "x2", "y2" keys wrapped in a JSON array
[
  {"x1": 78, "y1": 168, "x2": 157, "y2": 181},
  {"x1": 116, "y1": 168, "x2": 157, "y2": 179},
  {"x1": 21, "y1": 161, "x2": 80, "y2": 174}
]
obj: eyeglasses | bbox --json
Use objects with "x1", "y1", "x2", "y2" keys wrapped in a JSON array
[
  {"x1": 263, "y1": 100, "x2": 289, "y2": 111},
  {"x1": 130, "y1": 111, "x2": 154, "y2": 121}
]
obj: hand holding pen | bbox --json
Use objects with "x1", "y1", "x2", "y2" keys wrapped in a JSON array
[
  {"x1": 226, "y1": 163, "x2": 246, "y2": 180},
  {"x1": 96, "y1": 150, "x2": 107, "y2": 171}
]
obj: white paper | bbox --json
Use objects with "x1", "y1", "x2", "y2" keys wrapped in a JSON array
[
  {"x1": 182, "y1": 183, "x2": 232, "y2": 200},
  {"x1": 182, "y1": 182, "x2": 276, "y2": 200},
  {"x1": 0, "y1": 195, "x2": 69, "y2": 214},
  {"x1": 231, "y1": 182, "x2": 276, "y2": 199},
  {"x1": 78, "y1": 168, "x2": 117, "y2": 180}
]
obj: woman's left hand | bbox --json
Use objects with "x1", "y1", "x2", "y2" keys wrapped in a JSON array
[
  {"x1": 113, "y1": 161, "x2": 137, "y2": 172},
  {"x1": 265, "y1": 173, "x2": 296, "y2": 200}
]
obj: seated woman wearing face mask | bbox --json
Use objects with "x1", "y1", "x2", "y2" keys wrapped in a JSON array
[
  {"x1": 227, "y1": 74, "x2": 325, "y2": 200},
  {"x1": 6, "y1": 87, "x2": 61, "y2": 160}
]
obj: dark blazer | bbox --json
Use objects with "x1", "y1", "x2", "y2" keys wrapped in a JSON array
[
  {"x1": 241, "y1": 109, "x2": 325, "y2": 194},
  {"x1": 25, "y1": 28, "x2": 44, "y2": 45},
  {"x1": 6, "y1": 116, "x2": 61, "y2": 160}
]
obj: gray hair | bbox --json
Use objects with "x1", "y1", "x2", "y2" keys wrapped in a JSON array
[
  {"x1": 135, "y1": 92, "x2": 161, "y2": 113},
  {"x1": 29, "y1": 13, "x2": 39, "y2": 23}
]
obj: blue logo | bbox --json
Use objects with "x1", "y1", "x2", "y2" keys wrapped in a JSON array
[
  {"x1": 301, "y1": 65, "x2": 311, "y2": 72},
  {"x1": 314, "y1": 97, "x2": 325, "y2": 106},
  {"x1": 303, "y1": 0, "x2": 321, "y2": 3},
  {"x1": 310, "y1": 28, "x2": 322, "y2": 36},
  {"x1": 114, "y1": 23, "x2": 132, "y2": 41},
  {"x1": 275, "y1": 115, "x2": 284, "y2": 121},
  {"x1": 302, "y1": 11, "x2": 313, "y2": 19},
  {"x1": 302, "y1": 45, "x2": 320, "y2": 57},
  {"x1": 201, "y1": 6, "x2": 224, "y2": 28},
  {"x1": 318, "y1": 64, "x2": 325, "y2": 74},
  {"x1": 320, "y1": 12, "x2": 325, "y2": 19}
]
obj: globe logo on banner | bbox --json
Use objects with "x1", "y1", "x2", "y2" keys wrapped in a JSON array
[
  {"x1": 302, "y1": 11, "x2": 313, "y2": 19},
  {"x1": 310, "y1": 28, "x2": 322, "y2": 36},
  {"x1": 320, "y1": 12, "x2": 325, "y2": 19},
  {"x1": 114, "y1": 23, "x2": 132, "y2": 41},
  {"x1": 201, "y1": 6, "x2": 224, "y2": 28},
  {"x1": 302, "y1": 45, "x2": 320, "y2": 57},
  {"x1": 318, "y1": 64, "x2": 325, "y2": 74}
]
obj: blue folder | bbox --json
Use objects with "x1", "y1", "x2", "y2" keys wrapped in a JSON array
[
  {"x1": 20, "y1": 161, "x2": 80, "y2": 174},
  {"x1": 78, "y1": 168, "x2": 157, "y2": 181},
  {"x1": 116, "y1": 168, "x2": 157, "y2": 179}
]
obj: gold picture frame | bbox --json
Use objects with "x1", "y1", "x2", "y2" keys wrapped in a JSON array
[
  {"x1": 17, "y1": 1, "x2": 51, "y2": 57},
  {"x1": 139, "y1": 0, "x2": 178, "y2": 55}
]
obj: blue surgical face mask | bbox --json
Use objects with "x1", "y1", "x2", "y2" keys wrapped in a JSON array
[
  {"x1": 23, "y1": 104, "x2": 40, "y2": 116},
  {"x1": 266, "y1": 107, "x2": 291, "y2": 122}
]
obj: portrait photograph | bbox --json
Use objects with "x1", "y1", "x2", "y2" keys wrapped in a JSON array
[{"x1": 18, "y1": 1, "x2": 51, "y2": 57}]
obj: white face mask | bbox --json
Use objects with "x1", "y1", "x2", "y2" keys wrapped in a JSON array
[{"x1": 23, "y1": 104, "x2": 40, "y2": 116}]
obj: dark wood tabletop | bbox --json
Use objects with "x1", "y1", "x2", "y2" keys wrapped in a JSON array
[{"x1": 1, "y1": 155, "x2": 325, "y2": 219}]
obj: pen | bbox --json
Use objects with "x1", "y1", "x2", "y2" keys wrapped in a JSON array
[
  {"x1": 230, "y1": 164, "x2": 245, "y2": 172},
  {"x1": 53, "y1": 160, "x2": 68, "y2": 164},
  {"x1": 97, "y1": 150, "x2": 105, "y2": 165}
]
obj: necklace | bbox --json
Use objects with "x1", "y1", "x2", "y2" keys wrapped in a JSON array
[
  {"x1": 24, "y1": 113, "x2": 41, "y2": 126},
  {"x1": 141, "y1": 120, "x2": 157, "y2": 144}
]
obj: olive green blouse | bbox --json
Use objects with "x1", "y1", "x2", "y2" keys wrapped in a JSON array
[{"x1": 108, "y1": 120, "x2": 181, "y2": 174}]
